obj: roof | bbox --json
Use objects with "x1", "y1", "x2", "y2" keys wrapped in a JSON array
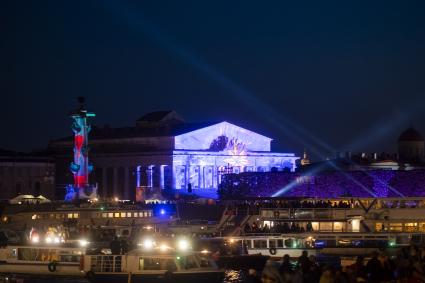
[
  {"x1": 50, "y1": 122, "x2": 219, "y2": 142},
  {"x1": 398, "y1": 127, "x2": 424, "y2": 142},
  {"x1": 137, "y1": 111, "x2": 175, "y2": 122}
]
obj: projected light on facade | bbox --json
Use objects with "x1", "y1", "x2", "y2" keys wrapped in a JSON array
[{"x1": 171, "y1": 122, "x2": 298, "y2": 190}]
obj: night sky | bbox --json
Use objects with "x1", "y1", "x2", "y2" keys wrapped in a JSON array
[{"x1": 1, "y1": 1, "x2": 425, "y2": 160}]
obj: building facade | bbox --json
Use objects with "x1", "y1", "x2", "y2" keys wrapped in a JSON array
[
  {"x1": 0, "y1": 150, "x2": 55, "y2": 200},
  {"x1": 49, "y1": 111, "x2": 298, "y2": 200}
]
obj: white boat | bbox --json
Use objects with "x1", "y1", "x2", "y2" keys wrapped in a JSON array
[
  {"x1": 82, "y1": 249, "x2": 225, "y2": 283},
  {"x1": 225, "y1": 232, "x2": 424, "y2": 258},
  {"x1": 0, "y1": 245, "x2": 86, "y2": 277}
]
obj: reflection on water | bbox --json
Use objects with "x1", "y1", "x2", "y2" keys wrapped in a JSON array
[
  {"x1": 223, "y1": 270, "x2": 249, "y2": 283},
  {"x1": 2, "y1": 270, "x2": 250, "y2": 283}
]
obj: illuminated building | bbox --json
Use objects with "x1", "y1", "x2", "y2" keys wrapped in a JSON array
[{"x1": 50, "y1": 111, "x2": 298, "y2": 200}]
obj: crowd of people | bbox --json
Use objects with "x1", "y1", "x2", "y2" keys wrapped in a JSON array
[
  {"x1": 244, "y1": 221, "x2": 314, "y2": 234},
  {"x1": 247, "y1": 246, "x2": 425, "y2": 283}
]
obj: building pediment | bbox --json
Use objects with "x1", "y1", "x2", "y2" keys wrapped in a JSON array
[{"x1": 174, "y1": 121, "x2": 272, "y2": 152}]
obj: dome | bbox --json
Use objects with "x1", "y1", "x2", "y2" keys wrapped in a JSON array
[{"x1": 398, "y1": 127, "x2": 424, "y2": 142}]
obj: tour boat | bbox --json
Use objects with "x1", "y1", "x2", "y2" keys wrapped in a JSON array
[
  {"x1": 0, "y1": 245, "x2": 86, "y2": 277},
  {"x1": 82, "y1": 249, "x2": 225, "y2": 283},
  {"x1": 225, "y1": 232, "x2": 424, "y2": 259}
]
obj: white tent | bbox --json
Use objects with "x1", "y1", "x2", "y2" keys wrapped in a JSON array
[{"x1": 9, "y1": 194, "x2": 51, "y2": 204}]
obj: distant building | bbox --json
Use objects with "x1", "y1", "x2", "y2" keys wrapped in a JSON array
[
  {"x1": 301, "y1": 127, "x2": 425, "y2": 172},
  {"x1": 0, "y1": 149, "x2": 55, "y2": 200},
  {"x1": 398, "y1": 127, "x2": 424, "y2": 163},
  {"x1": 49, "y1": 111, "x2": 298, "y2": 200}
]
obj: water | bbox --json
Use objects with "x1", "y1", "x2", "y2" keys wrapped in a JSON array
[{"x1": 1, "y1": 270, "x2": 249, "y2": 283}]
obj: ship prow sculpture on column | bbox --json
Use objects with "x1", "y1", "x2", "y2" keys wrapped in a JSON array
[{"x1": 65, "y1": 97, "x2": 98, "y2": 201}]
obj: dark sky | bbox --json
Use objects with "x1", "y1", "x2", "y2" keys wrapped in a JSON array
[{"x1": 1, "y1": 1, "x2": 425, "y2": 160}]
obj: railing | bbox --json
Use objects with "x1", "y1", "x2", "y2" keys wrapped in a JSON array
[{"x1": 90, "y1": 255, "x2": 123, "y2": 272}]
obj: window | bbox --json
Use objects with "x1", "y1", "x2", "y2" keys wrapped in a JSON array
[
  {"x1": 31, "y1": 214, "x2": 37, "y2": 220},
  {"x1": 127, "y1": 212, "x2": 132, "y2": 217},
  {"x1": 133, "y1": 212, "x2": 138, "y2": 217},
  {"x1": 404, "y1": 223, "x2": 418, "y2": 232},
  {"x1": 253, "y1": 240, "x2": 267, "y2": 249},
  {"x1": 114, "y1": 213, "x2": 120, "y2": 218},
  {"x1": 333, "y1": 222, "x2": 344, "y2": 232},
  {"x1": 73, "y1": 213, "x2": 79, "y2": 219},
  {"x1": 389, "y1": 223, "x2": 403, "y2": 232},
  {"x1": 102, "y1": 213, "x2": 108, "y2": 218},
  {"x1": 108, "y1": 213, "x2": 113, "y2": 218},
  {"x1": 121, "y1": 212, "x2": 126, "y2": 218},
  {"x1": 139, "y1": 212, "x2": 144, "y2": 218},
  {"x1": 140, "y1": 258, "x2": 177, "y2": 271},
  {"x1": 319, "y1": 222, "x2": 332, "y2": 232},
  {"x1": 269, "y1": 240, "x2": 283, "y2": 248}
]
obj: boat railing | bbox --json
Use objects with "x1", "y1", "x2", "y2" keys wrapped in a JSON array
[{"x1": 89, "y1": 255, "x2": 123, "y2": 272}]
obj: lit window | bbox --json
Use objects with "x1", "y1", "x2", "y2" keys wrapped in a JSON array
[
  {"x1": 133, "y1": 212, "x2": 138, "y2": 217},
  {"x1": 389, "y1": 223, "x2": 403, "y2": 232},
  {"x1": 143, "y1": 211, "x2": 148, "y2": 217},
  {"x1": 319, "y1": 222, "x2": 332, "y2": 231},
  {"x1": 127, "y1": 212, "x2": 132, "y2": 217},
  {"x1": 31, "y1": 214, "x2": 37, "y2": 220},
  {"x1": 148, "y1": 211, "x2": 152, "y2": 217},
  {"x1": 333, "y1": 222, "x2": 344, "y2": 232},
  {"x1": 139, "y1": 212, "x2": 144, "y2": 217},
  {"x1": 114, "y1": 212, "x2": 120, "y2": 218},
  {"x1": 67, "y1": 213, "x2": 73, "y2": 219},
  {"x1": 121, "y1": 212, "x2": 126, "y2": 218},
  {"x1": 102, "y1": 213, "x2": 108, "y2": 218},
  {"x1": 73, "y1": 213, "x2": 79, "y2": 219},
  {"x1": 404, "y1": 223, "x2": 418, "y2": 232},
  {"x1": 108, "y1": 213, "x2": 113, "y2": 218}
]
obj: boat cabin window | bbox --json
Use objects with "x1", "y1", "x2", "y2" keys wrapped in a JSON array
[
  {"x1": 269, "y1": 239, "x2": 284, "y2": 248},
  {"x1": 139, "y1": 257, "x2": 177, "y2": 271},
  {"x1": 179, "y1": 255, "x2": 199, "y2": 269},
  {"x1": 253, "y1": 240, "x2": 267, "y2": 249}
]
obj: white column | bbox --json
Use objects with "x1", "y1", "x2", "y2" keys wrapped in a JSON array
[
  {"x1": 113, "y1": 167, "x2": 118, "y2": 198},
  {"x1": 124, "y1": 167, "x2": 129, "y2": 199}
]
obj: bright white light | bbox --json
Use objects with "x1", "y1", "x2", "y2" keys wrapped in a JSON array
[
  {"x1": 45, "y1": 237, "x2": 52, "y2": 244},
  {"x1": 159, "y1": 243, "x2": 168, "y2": 252},
  {"x1": 201, "y1": 249, "x2": 209, "y2": 254},
  {"x1": 31, "y1": 236, "x2": 39, "y2": 243},
  {"x1": 160, "y1": 209, "x2": 165, "y2": 215},
  {"x1": 177, "y1": 239, "x2": 189, "y2": 251},
  {"x1": 143, "y1": 238, "x2": 154, "y2": 250},
  {"x1": 54, "y1": 237, "x2": 60, "y2": 243},
  {"x1": 79, "y1": 239, "x2": 89, "y2": 247},
  {"x1": 114, "y1": 197, "x2": 119, "y2": 202},
  {"x1": 229, "y1": 238, "x2": 235, "y2": 244}
]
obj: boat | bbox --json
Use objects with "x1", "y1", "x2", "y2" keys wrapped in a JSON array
[
  {"x1": 0, "y1": 245, "x2": 86, "y2": 278},
  {"x1": 82, "y1": 249, "x2": 225, "y2": 283}
]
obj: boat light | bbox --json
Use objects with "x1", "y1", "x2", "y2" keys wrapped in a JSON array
[
  {"x1": 201, "y1": 249, "x2": 209, "y2": 254},
  {"x1": 177, "y1": 239, "x2": 190, "y2": 251},
  {"x1": 54, "y1": 237, "x2": 60, "y2": 244},
  {"x1": 229, "y1": 238, "x2": 235, "y2": 244},
  {"x1": 31, "y1": 235, "x2": 39, "y2": 243},
  {"x1": 159, "y1": 243, "x2": 168, "y2": 252},
  {"x1": 79, "y1": 239, "x2": 89, "y2": 247},
  {"x1": 143, "y1": 238, "x2": 154, "y2": 250}
]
